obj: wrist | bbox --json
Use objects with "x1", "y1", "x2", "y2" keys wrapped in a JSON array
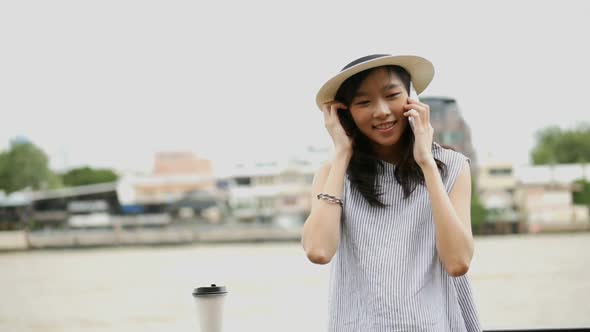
[
  {"x1": 335, "y1": 148, "x2": 352, "y2": 160},
  {"x1": 418, "y1": 156, "x2": 437, "y2": 170}
]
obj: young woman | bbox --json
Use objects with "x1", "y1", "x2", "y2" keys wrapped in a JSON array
[{"x1": 301, "y1": 54, "x2": 481, "y2": 331}]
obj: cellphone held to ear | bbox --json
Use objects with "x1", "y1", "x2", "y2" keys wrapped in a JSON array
[{"x1": 407, "y1": 81, "x2": 420, "y2": 131}]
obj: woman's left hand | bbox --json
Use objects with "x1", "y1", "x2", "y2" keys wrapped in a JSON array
[{"x1": 403, "y1": 98, "x2": 435, "y2": 168}]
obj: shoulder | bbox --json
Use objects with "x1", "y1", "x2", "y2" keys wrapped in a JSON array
[
  {"x1": 432, "y1": 142, "x2": 471, "y2": 192},
  {"x1": 432, "y1": 142, "x2": 470, "y2": 168}
]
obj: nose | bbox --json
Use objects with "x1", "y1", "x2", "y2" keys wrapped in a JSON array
[{"x1": 374, "y1": 99, "x2": 391, "y2": 118}]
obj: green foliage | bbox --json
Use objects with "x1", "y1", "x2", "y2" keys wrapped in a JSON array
[
  {"x1": 61, "y1": 167, "x2": 118, "y2": 187},
  {"x1": 573, "y1": 179, "x2": 590, "y2": 207},
  {"x1": 531, "y1": 123, "x2": 590, "y2": 164},
  {"x1": 0, "y1": 139, "x2": 62, "y2": 194},
  {"x1": 471, "y1": 179, "x2": 487, "y2": 233}
]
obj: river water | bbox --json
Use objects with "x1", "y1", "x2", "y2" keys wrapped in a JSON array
[{"x1": 1, "y1": 233, "x2": 589, "y2": 331}]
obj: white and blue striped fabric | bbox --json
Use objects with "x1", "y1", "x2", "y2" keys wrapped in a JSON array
[{"x1": 328, "y1": 142, "x2": 481, "y2": 332}]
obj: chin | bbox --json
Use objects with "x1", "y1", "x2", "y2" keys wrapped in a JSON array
[{"x1": 370, "y1": 135, "x2": 401, "y2": 147}]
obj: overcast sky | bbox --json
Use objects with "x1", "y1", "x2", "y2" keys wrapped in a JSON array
[{"x1": 1, "y1": 1, "x2": 589, "y2": 174}]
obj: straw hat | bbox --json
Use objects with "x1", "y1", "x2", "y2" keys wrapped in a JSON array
[{"x1": 315, "y1": 54, "x2": 435, "y2": 110}]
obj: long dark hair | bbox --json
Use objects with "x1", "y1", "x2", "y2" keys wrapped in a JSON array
[{"x1": 334, "y1": 65, "x2": 447, "y2": 207}]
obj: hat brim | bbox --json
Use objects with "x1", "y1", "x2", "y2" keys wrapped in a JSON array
[{"x1": 315, "y1": 55, "x2": 435, "y2": 110}]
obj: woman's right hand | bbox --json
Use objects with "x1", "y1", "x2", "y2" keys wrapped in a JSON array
[{"x1": 321, "y1": 101, "x2": 353, "y2": 155}]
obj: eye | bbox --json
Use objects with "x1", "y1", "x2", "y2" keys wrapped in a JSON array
[
  {"x1": 354, "y1": 100, "x2": 370, "y2": 106},
  {"x1": 386, "y1": 93, "x2": 400, "y2": 99}
]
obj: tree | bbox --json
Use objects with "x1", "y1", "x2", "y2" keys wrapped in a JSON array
[
  {"x1": 61, "y1": 167, "x2": 118, "y2": 187},
  {"x1": 471, "y1": 179, "x2": 487, "y2": 234},
  {"x1": 573, "y1": 179, "x2": 590, "y2": 207},
  {"x1": 0, "y1": 139, "x2": 61, "y2": 194},
  {"x1": 531, "y1": 123, "x2": 590, "y2": 164}
]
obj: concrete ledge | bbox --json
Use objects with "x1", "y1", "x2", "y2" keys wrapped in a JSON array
[
  {"x1": 16, "y1": 225, "x2": 303, "y2": 250},
  {"x1": 194, "y1": 227, "x2": 301, "y2": 242},
  {"x1": 117, "y1": 228, "x2": 194, "y2": 245},
  {"x1": 0, "y1": 231, "x2": 28, "y2": 250}
]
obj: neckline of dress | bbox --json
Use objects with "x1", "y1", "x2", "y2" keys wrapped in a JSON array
[{"x1": 375, "y1": 160, "x2": 397, "y2": 178}]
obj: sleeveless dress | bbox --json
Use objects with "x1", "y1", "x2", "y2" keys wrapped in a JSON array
[{"x1": 327, "y1": 142, "x2": 482, "y2": 332}]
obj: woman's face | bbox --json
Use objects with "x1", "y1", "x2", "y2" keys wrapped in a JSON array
[{"x1": 348, "y1": 68, "x2": 410, "y2": 149}]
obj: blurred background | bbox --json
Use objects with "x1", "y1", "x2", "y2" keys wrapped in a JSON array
[{"x1": 1, "y1": 0, "x2": 589, "y2": 331}]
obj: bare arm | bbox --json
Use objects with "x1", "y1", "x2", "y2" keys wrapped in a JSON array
[
  {"x1": 422, "y1": 159, "x2": 474, "y2": 277},
  {"x1": 403, "y1": 97, "x2": 474, "y2": 277},
  {"x1": 301, "y1": 150, "x2": 351, "y2": 264}
]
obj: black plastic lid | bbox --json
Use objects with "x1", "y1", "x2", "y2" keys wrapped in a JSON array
[{"x1": 193, "y1": 284, "x2": 227, "y2": 296}]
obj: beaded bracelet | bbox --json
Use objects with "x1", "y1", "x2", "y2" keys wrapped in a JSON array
[{"x1": 317, "y1": 193, "x2": 343, "y2": 207}]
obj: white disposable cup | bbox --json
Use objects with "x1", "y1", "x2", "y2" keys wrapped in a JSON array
[{"x1": 192, "y1": 284, "x2": 227, "y2": 332}]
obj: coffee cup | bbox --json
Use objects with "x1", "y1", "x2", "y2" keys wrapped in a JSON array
[{"x1": 192, "y1": 284, "x2": 228, "y2": 332}]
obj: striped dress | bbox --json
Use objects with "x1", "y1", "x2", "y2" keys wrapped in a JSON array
[{"x1": 328, "y1": 142, "x2": 481, "y2": 332}]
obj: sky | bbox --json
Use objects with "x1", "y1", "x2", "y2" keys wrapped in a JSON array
[{"x1": 1, "y1": 0, "x2": 589, "y2": 174}]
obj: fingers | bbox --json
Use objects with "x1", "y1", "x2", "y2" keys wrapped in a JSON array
[
  {"x1": 403, "y1": 109, "x2": 421, "y2": 130},
  {"x1": 322, "y1": 101, "x2": 347, "y2": 113},
  {"x1": 404, "y1": 110, "x2": 434, "y2": 135},
  {"x1": 322, "y1": 101, "x2": 347, "y2": 122},
  {"x1": 404, "y1": 99, "x2": 430, "y2": 125},
  {"x1": 322, "y1": 105, "x2": 330, "y2": 122}
]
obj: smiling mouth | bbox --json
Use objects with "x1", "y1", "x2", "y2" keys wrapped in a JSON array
[{"x1": 373, "y1": 121, "x2": 396, "y2": 130}]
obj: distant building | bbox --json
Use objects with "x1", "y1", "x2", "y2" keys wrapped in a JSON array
[
  {"x1": 421, "y1": 96, "x2": 478, "y2": 172},
  {"x1": 479, "y1": 163, "x2": 516, "y2": 210},
  {"x1": 122, "y1": 173, "x2": 216, "y2": 206},
  {"x1": 0, "y1": 182, "x2": 122, "y2": 228},
  {"x1": 153, "y1": 152, "x2": 213, "y2": 175},
  {"x1": 516, "y1": 163, "x2": 590, "y2": 184},
  {"x1": 514, "y1": 182, "x2": 588, "y2": 232},
  {"x1": 118, "y1": 151, "x2": 223, "y2": 223},
  {"x1": 225, "y1": 146, "x2": 330, "y2": 225},
  {"x1": 514, "y1": 163, "x2": 589, "y2": 232},
  {"x1": 125, "y1": 152, "x2": 217, "y2": 205},
  {"x1": 477, "y1": 162, "x2": 521, "y2": 233},
  {"x1": 478, "y1": 161, "x2": 590, "y2": 233}
]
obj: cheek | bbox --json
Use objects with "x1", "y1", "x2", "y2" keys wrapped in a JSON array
[
  {"x1": 349, "y1": 110, "x2": 370, "y2": 126},
  {"x1": 390, "y1": 100, "x2": 407, "y2": 115}
]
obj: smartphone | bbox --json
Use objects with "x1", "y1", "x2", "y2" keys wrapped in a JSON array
[{"x1": 408, "y1": 81, "x2": 419, "y2": 131}]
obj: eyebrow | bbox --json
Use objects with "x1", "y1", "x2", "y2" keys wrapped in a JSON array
[{"x1": 354, "y1": 83, "x2": 401, "y2": 98}]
